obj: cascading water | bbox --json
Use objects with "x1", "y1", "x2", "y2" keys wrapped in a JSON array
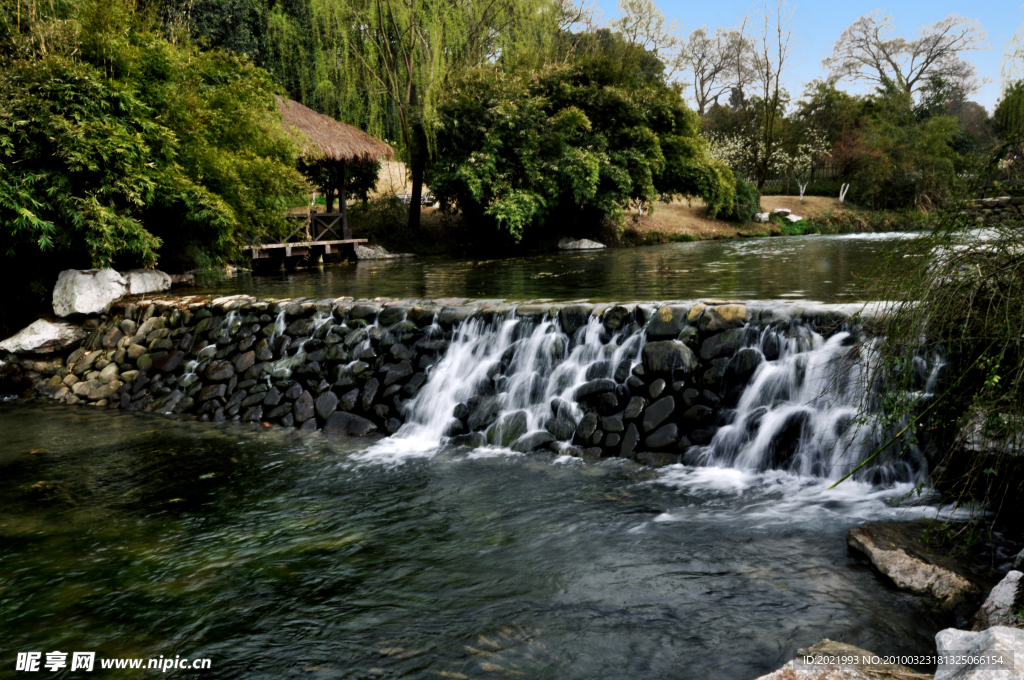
[
  {"x1": 687, "y1": 327, "x2": 927, "y2": 483},
  {"x1": 370, "y1": 304, "x2": 928, "y2": 486},
  {"x1": 371, "y1": 314, "x2": 644, "y2": 458}
]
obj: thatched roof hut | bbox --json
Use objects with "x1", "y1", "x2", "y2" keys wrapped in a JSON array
[{"x1": 276, "y1": 96, "x2": 395, "y2": 162}]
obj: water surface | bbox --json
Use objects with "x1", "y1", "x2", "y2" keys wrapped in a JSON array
[
  {"x1": 196, "y1": 234, "x2": 913, "y2": 303},
  {"x1": 0, "y1": 401, "x2": 951, "y2": 680}
]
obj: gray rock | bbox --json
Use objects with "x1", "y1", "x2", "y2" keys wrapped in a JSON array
[
  {"x1": 361, "y1": 378, "x2": 379, "y2": 411},
  {"x1": 450, "y1": 432, "x2": 488, "y2": 448},
  {"x1": 558, "y1": 304, "x2": 594, "y2": 337},
  {"x1": 646, "y1": 305, "x2": 688, "y2": 340},
  {"x1": 601, "y1": 413, "x2": 625, "y2": 433},
  {"x1": 511, "y1": 431, "x2": 556, "y2": 452},
  {"x1": 198, "y1": 384, "x2": 227, "y2": 402},
  {"x1": 683, "y1": 405, "x2": 713, "y2": 423},
  {"x1": 466, "y1": 395, "x2": 502, "y2": 431},
  {"x1": 0, "y1": 319, "x2": 88, "y2": 354},
  {"x1": 123, "y1": 269, "x2": 171, "y2": 295},
  {"x1": 339, "y1": 388, "x2": 360, "y2": 412},
  {"x1": 602, "y1": 305, "x2": 632, "y2": 332},
  {"x1": 648, "y1": 378, "x2": 666, "y2": 399},
  {"x1": 233, "y1": 350, "x2": 256, "y2": 373},
  {"x1": 52, "y1": 269, "x2": 127, "y2": 316},
  {"x1": 323, "y1": 411, "x2": 379, "y2": 436},
  {"x1": 204, "y1": 360, "x2": 235, "y2": 381},
  {"x1": 384, "y1": 360, "x2": 413, "y2": 386},
  {"x1": 973, "y1": 571, "x2": 1023, "y2": 631},
  {"x1": 645, "y1": 423, "x2": 679, "y2": 449},
  {"x1": 148, "y1": 390, "x2": 184, "y2": 415},
  {"x1": 698, "y1": 304, "x2": 748, "y2": 332},
  {"x1": 620, "y1": 423, "x2": 640, "y2": 458},
  {"x1": 575, "y1": 378, "x2": 616, "y2": 400},
  {"x1": 643, "y1": 396, "x2": 675, "y2": 432},
  {"x1": 315, "y1": 390, "x2": 339, "y2": 420},
  {"x1": 934, "y1": 626, "x2": 1024, "y2": 680},
  {"x1": 727, "y1": 347, "x2": 763, "y2": 382},
  {"x1": 574, "y1": 412, "x2": 598, "y2": 442},
  {"x1": 700, "y1": 328, "x2": 749, "y2": 361},
  {"x1": 293, "y1": 390, "x2": 315, "y2": 423},
  {"x1": 487, "y1": 410, "x2": 528, "y2": 447},
  {"x1": 641, "y1": 341, "x2": 697, "y2": 377},
  {"x1": 154, "y1": 350, "x2": 184, "y2": 373},
  {"x1": 624, "y1": 396, "x2": 645, "y2": 420},
  {"x1": 545, "y1": 415, "x2": 577, "y2": 440}
]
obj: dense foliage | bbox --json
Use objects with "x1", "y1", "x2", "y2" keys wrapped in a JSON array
[
  {"x1": 0, "y1": 0, "x2": 305, "y2": 332},
  {"x1": 427, "y1": 46, "x2": 734, "y2": 242}
]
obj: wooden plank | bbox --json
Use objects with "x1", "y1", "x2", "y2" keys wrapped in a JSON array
[{"x1": 252, "y1": 239, "x2": 366, "y2": 250}]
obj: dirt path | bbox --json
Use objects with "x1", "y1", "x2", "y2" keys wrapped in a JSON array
[{"x1": 623, "y1": 195, "x2": 848, "y2": 240}]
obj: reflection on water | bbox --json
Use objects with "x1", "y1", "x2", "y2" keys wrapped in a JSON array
[
  {"x1": 195, "y1": 234, "x2": 916, "y2": 303},
  {"x1": 0, "y1": 400, "x2": 950, "y2": 679}
]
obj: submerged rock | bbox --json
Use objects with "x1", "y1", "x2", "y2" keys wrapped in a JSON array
[
  {"x1": 557, "y1": 237, "x2": 606, "y2": 250},
  {"x1": 323, "y1": 411, "x2": 378, "y2": 436},
  {"x1": 848, "y1": 524, "x2": 980, "y2": 610}
]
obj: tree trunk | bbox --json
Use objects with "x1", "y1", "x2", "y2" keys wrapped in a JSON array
[{"x1": 408, "y1": 152, "x2": 424, "y2": 231}]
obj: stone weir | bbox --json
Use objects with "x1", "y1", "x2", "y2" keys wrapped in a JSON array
[{"x1": 0, "y1": 295, "x2": 878, "y2": 467}]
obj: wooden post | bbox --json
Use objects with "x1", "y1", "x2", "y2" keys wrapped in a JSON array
[{"x1": 339, "y1": 159, "x2": 349, "y2": 239}]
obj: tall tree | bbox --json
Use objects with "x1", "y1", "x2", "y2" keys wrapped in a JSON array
[
  {"x1": 608, "y1": 0, "x2": 681, "y2": 78},
  {"x1": 824, "y1": 11, "x2": 988, "y2": 97},
  {"x1": 679, "y1": 25, "x2": 748, "y2": 115},
  {"x1": 749, "y1": 0, "x2": 793, "y2": 188},
  {"x1": 267, "y1": 0, "x2": 551, "y2": 231}
]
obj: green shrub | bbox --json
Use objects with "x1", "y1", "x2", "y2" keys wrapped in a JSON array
[{"x1": 726, "y1": 179, "x2": 761, "y2": 222}]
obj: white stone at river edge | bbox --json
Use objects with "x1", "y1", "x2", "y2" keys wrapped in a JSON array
[
  {"x1": 847, "y1": 526, "x2": 980, "y2": 609},
  {"x1": 52, "y1": 269, "x2": 127, "y2": 316},
  {"x1": 0, "y1": 319, "x2": 88, "y2": 354},
  {"x1": 785, "y1": 214, "x2": 804, "y2": 223},
  {"x1": 935, "y1": 626, "x2": 1024, "y2": 679},
  {"x1": 974, "y1": 571, "x2": 1023, "y2": 631},
  {"x1": 355, "y1": 245, "x2": 413, "y2": 260},
  {"x1": 558, "y1": 238, "x2": 606, "y2": 250},
  {"x1": 123, "y1": 269, "x2": 172, "y2": 295}
]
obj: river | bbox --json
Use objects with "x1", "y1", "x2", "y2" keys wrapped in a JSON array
[
  {"x1": 0, "y1": 234, "x2": 959, "y2": 680},
  {"x1": 196, "y1": 233, "x2": 915, "y2": 303}
]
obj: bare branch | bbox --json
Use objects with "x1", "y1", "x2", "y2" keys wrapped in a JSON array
[{"x1": 823, "y1": 11, "x2": 989, "y2": 96}]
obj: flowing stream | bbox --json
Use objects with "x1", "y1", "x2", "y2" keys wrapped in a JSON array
[{"x1": 1, "y1": 233, "x2": 992, "y2": 680}]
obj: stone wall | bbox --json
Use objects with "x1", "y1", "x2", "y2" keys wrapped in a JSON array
[
  {"x1": 0, "y1": 295, "x2": 865, "y2": 465},
  {"x1": 964, "y1": 196, "x2": 1024, "y2": 225}
]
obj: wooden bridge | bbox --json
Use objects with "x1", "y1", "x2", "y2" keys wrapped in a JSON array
[{"x1": 250, "y1": 212, "x2": 366, "y2": 268}]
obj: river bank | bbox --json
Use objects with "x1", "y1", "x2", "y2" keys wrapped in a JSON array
[{"x1": 347, "y1": 195, "x2": 929, "y2": 257}]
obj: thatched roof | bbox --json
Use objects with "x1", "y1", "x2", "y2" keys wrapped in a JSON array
[{"x1": 276, "y1": 96, "x2": 395, "y2": 163}]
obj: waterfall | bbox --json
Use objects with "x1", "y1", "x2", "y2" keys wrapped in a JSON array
[{"x1": 359, "y1": 303, "x2": 928, "y2": 485}]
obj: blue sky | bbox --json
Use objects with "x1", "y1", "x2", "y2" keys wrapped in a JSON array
[{"x1": 593, "y1": 0, "x2": 1024, "y2": 112}]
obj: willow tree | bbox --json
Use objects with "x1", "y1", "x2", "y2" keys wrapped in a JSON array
[{"x1": 268, "y1": 0, "x2": 556, "y2": 230}]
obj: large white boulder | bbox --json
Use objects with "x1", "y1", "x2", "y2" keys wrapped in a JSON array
[
  {"x1": 52, "y1": 269, "x2": 127, "y2": 316},
  {"x1": 0, "y1": 319, "x2": 88, "y2": 354},
  {"x1": 935, "y1": 626, "x2": 1024, "y2": 679},
  {"x1": 123, "y1": 269, "x2": 172, "y2": 295}
]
